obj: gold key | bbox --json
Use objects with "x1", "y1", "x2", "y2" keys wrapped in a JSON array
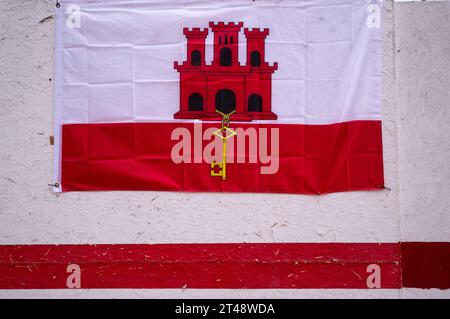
[{"x1": 210, "y1": 110, "x2": 236, "y2": 180}]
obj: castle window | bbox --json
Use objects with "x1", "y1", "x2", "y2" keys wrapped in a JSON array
[
  {"x1": 219, "y1": 36, "x2": 222, "y2": 45},
  {"x1": 230, "y1": 36, "x2": 233, "y2": 44},
  {"x1": 250, "y1": 51, "x2": 261, "y2": 67},
  {"x1": 191, "y1": 50, "x2": 201, "y2": 66},
  {"x1": 225, "y1": 35, "x2": 228, "y2": 45},
  {"x1": 220, "y1": 47, "x2": 232, "y2": 66},
  {"x1": 188, "y1": 93, "x2": 203, "y2": 111},
  {"x1": 215, "y1": 89, "x2": 236, "y2": 114},
  {"x1": 248, "y1": 94, "x2": 263, "y2": 112}
]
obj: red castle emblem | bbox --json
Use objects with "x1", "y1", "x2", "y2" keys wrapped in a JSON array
[{"x1": 174, "y1": 22, "x2": 278, "y2": 121}]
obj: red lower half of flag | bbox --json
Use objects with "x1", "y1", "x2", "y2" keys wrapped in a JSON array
[{"x1": 60, "y1": 120, "x2": 384, "y2": 193}]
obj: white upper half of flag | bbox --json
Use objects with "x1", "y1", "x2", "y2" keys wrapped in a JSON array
[{"x1": 55, "y1": 0, "x2": 382, "y2": 125}]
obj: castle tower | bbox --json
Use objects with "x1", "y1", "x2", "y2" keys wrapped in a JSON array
[
  {"x1": 243, "y1": 27, "x2": 278, "y2": 119},
  {"x1": 244, "y1": 28, "x2": 269, "y2": 67},
  {"x1": 183, "y1": 27, "x2": 208, "y2": 66},
  {"x1": 209, "y1": 21, "x2": 243, "y2": 66}
]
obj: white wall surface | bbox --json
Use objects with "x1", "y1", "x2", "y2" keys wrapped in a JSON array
[
  {"x1": 0, "y1": 0, "x2": 399, "y2": 245},
  {"x1": 0, "y1": 0, "x2": 449, "y2": 298},
  {"x1": 395, "y1": 1, "x2": 450, "y2": 242}
]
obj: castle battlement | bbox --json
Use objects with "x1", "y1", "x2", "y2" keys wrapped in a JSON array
[
  {"x1": 183, "y1": 27, "x2": 209, "y2": 37},
  {"x1": 244, "y1": 28, "x2": 270, "y2": 37},
  {"x1": 209, "y1": 21, "x2": 244, "y2": 29}
]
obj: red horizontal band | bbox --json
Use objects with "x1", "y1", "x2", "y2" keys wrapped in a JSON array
[
  {"x1": 61, "y1": 120, "x2": 384, "y2": 193},
  {"x1": 0, "y1": 243, "x2": 400, "y2": 289},
  {"x1": 2, "y1": 243, "x2": 449, "y2": 289}
]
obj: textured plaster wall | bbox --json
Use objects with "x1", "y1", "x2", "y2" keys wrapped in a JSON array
[
  {"x1": 395, "y1": 1, "x2": 450, "y2": 242},
  {"x1": 0, "y1": 0, "x2": 449, "y2": 298},
  {"x1": 0, "y1": 0, "x2": 399, "y2": 245}
]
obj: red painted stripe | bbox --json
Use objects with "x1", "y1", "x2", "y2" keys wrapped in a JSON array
[
  {"x1": 0, "y1": 243, "x2": 400, "y2": 289},
  {"x1": 401, "y1": 242, "x2": 450, "y2": 289},
  {"x1": 61, "y1": 120, "x2": 384, "y2": 194},
  {"x1": 3, "y1": 243, "x2": 449, "y2": 289}
]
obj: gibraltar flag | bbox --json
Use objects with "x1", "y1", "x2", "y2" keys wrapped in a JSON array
[{"x1": 54, "y1": 0, "x2": 383, "y2": 194}]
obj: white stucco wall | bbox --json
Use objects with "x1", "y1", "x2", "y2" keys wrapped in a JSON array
[
  {"x1": 0, "y1": 0, "x2": 399, "y2": 245},
  {"x1": 395, "y1": 1, "x2": 450, "y2": 242},
  {"x1": 0, "y1": 0, "x2": 449, "y2": 298}
]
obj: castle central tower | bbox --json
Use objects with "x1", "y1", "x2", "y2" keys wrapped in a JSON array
[{"x1": 209, "y1": 22, "x2": 243, "y2": 67}]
